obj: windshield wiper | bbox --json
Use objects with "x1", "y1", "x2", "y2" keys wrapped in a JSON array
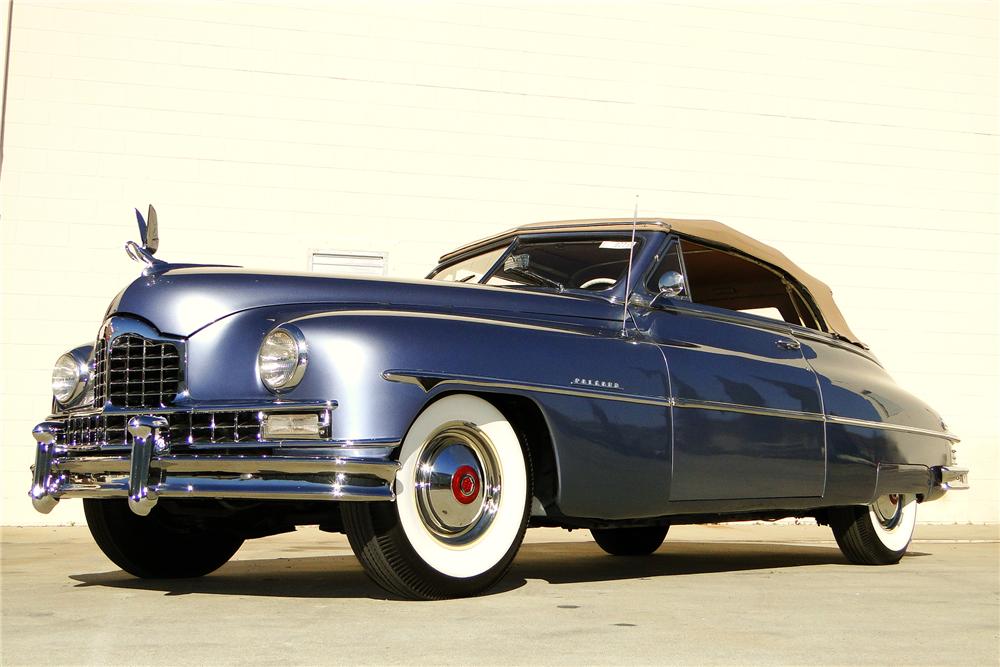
[{"x1": 506, "y1": 268, "x2": 564, "y2": 291}]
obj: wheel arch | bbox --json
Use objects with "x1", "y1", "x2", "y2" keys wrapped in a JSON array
[{"x1": 412, "y1": 389, "x2": 559, "y2": 516}]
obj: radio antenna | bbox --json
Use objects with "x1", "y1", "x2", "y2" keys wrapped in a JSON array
[{"x1": 621, "y1": 195, "x2": 639, "y2": 337}]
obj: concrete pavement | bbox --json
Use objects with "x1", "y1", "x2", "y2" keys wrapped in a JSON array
[{"x1": 2, "y1": 522, "x2": 997, "y2": 665}]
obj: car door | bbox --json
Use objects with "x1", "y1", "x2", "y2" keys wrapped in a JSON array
[{"x1": 631, "y1": 239, "x2": 826, "y2": 501}]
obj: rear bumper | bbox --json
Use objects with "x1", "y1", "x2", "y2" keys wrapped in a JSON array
[
  {"x1": 924, "y1": 465, "x2": 970, "y2": 502},
  {"x1": 872, "y1": 463, "x2": 969, "y2": 503},
  {"x1": 29, "y1": 416, "x2": 399, "y2": 516}
]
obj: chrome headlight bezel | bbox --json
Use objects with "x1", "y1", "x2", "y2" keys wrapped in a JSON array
[
  {"x1": 51, "y1": 351, "x2": 90, "y2": 406},
  {"x1": 257, "y1": 325, "x2": 308, "y2": 393}
]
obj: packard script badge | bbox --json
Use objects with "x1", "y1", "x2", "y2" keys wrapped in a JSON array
[{"x1": 571, "y1": 378, "x2": 622, "y2": 390}]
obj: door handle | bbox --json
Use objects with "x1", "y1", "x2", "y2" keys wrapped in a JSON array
[{"x1": 776, "y1": 338, "x2": 801, "y2": 350}]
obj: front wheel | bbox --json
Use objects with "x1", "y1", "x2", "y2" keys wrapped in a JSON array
[
  {"x1": 828, "y1": 494, "x2": 917, "y2": 565},
  {"x1": 83, "y1": 499, "x2": 244, "y2": 578},
  {"x1": 342, "y1": 394, "x2": 531, "y2": 600}
]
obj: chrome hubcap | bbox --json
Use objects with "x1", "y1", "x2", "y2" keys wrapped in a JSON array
[
  {"x1": 872, "y1": 493, "x2": 903, "y2": 529},
  {"x1": 414, "y1": 422, "x2": 501, "y2": 546}
]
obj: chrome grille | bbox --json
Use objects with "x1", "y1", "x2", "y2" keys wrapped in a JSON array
[
  {"x1": 93, "y1": 340, "x2": 107, "y2": 407},
  {"x1": 64, "y1": 414, "x2": 129, "y2": 448},
  {"x1": 61, "y1": 410, "x2": 329, "y2": 449},
  {"x1": 94, "y1": 334, "x2": 181, "y2": 408}
]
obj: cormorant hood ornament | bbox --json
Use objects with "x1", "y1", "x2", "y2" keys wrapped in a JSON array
[{"x1": 125, "y1": 204, "x2": 168, "y2": 273}]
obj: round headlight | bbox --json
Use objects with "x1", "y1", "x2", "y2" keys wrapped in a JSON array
[
  {"x1": 258, "y1": 327, "x2": 307, "y2": 392},
  {"x1": 52, "y1": 353, "x2": 86, "y2": 404}
]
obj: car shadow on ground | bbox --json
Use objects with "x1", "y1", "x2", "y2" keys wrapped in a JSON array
[{"x1": 66, "y1": 539, "x2": 902, "y2": 600}]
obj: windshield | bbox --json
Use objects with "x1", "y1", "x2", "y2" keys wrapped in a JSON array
[
  {"x1": 485, "y1": 238, "x2": 638, "y2": 292},
  {"x1": 431, "y1": 236, "x2": 641, "y2": 292},
  {"x1": 430, "y1": 246, "x2": 507, "y2": 283}
]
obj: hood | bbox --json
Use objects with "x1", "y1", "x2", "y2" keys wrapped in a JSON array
[{"x1": 109, "y1": 267, "x2": 623, "y2": 337}]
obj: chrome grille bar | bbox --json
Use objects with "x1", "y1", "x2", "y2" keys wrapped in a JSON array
[{"x1": 94, "y1": 334, "x2": 181, "y2": 409}]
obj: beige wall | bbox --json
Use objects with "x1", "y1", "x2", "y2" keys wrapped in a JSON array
[{"x1": 1, "y1": 0, "x2": 997, "y2": 525}]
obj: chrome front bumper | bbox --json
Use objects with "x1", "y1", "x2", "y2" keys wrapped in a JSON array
[{"x1": 30, "y1": 416, "x2": 399, "y2": 516}]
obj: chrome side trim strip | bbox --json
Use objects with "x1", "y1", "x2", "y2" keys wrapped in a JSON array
[
  {"x1": 383, "y1": 370, "x2": 671, "y2": 407},
  {"x1": 826, "y1": 415, "x2": 960, "y2": 442},
  {"x1": 301, "y1": 309, "x2": 588, "y2": 336},
  {"x1": 672, "y1": 398, "x2": 825, "y2": 422},
  {"x1": 384, "y1": 371, "x2": 958, "y2": 442}
]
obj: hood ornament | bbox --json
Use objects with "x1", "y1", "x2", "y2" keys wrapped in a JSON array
[{"x1": 125, "y1": 205, "x2": 169, "y2": 274}]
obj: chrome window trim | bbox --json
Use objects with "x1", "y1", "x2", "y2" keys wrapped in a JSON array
[
  {"x1": 426, "y1": 240, "x2": 514, "y2": 281},
  {"x1": 636, "y1": 234, "x2": 879, "y2": 361},
  {"x1": 646, "y1": 299, "x2": 795, "y2": 337},
  {"x1": 668, "y1": 233, "x2": 832, "y2": 334},
  {"x1": 638, "y1": 235, "x2": 690, "y2": 302},
  {"x1": 785, "y1": 326, "x2": 878, "y2": 361}
]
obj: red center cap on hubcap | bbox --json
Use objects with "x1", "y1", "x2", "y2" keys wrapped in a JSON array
[{"x1": 452, "y1": 465, "x2": 480, "y2": 504}]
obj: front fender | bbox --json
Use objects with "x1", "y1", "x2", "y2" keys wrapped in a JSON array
[{"x1": 285, "y1": 309, "x2": 674, "y2": 518}]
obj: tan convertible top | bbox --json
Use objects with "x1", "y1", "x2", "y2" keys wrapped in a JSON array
[{"x1": 440, "y1": 218, "x2": 859, "y2": 343}]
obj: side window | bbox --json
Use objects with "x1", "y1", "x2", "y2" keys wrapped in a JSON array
[{"x1": 673, "y1": 239, "x2": 820, "y2": 330}]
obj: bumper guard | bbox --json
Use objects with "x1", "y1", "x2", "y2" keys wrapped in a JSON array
[{"x1": 30, "y1": 416, "x2": 399, "y2": 516}]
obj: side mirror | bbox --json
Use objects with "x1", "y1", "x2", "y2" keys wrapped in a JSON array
[{"x1": 657, "y1": 270, "x2": 685, "y2": 298}]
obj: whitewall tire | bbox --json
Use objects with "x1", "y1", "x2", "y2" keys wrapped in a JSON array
[
  {"x1": 829, "y1": 494, "x2": 917, "y2": 565},
  {"x1": 342, "y1": 394, "x2": 531, "y2": 599}
]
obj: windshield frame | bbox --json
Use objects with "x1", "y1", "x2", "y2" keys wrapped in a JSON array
[{"x1": 425, "y1": 240, "x2": 514, "y2": 283}]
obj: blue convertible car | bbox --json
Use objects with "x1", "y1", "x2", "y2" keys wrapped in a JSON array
[{"x1": 31, "y1": 210, "x2": 968, "y2": 599}]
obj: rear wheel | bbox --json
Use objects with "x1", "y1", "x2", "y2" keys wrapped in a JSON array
[
  {"x1": 84, "y1": 499, "x2": 244, "y2": 578},
  {"x1": 342, "y1": 394, "x2": 531, "y2": 600},
  {"x1": 828, "y1": 493, "x2": 917, "y2": 565},
  {"x1": 591, "y1": 525, "x2": 669, "y2": 556}
]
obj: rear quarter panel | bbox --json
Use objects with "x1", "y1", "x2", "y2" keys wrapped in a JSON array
[{"x1": 798, "y1": 334, "x2": 953, "y2": 503}]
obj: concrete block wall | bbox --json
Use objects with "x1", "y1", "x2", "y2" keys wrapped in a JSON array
[{"x1": 1, "y1": 0, "x2": 996, "y2": 525}]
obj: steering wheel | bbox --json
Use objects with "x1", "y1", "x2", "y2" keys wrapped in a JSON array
[{"x1": 579, "y1": 277, "x2": 617, "y2": 290}]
